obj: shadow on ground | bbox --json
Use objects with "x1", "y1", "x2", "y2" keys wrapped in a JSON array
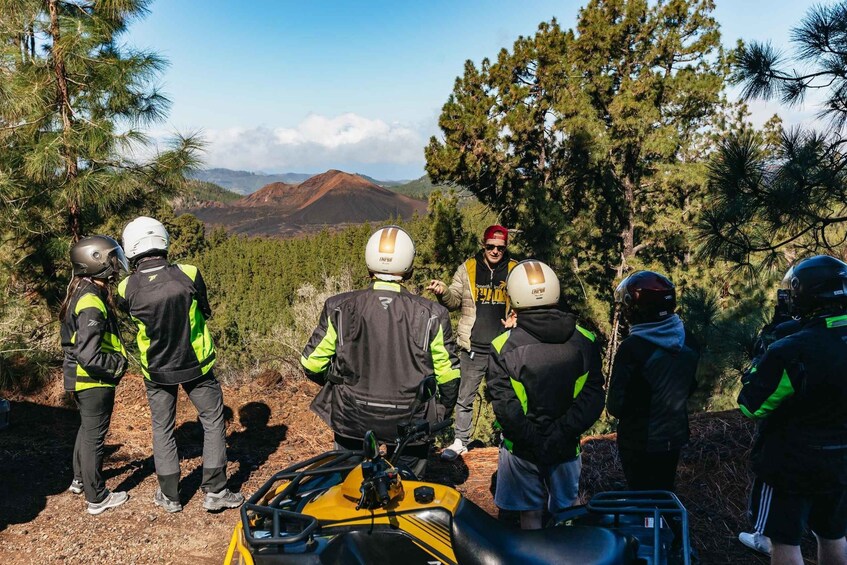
[
  {"x1": 0, "y1": 400, "x2": 80, "y2": 530},
  {"x1": 0, "y1": 399, "x2": 288, "y2": 530}
]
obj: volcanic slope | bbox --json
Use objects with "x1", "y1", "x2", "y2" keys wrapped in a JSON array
[{"x1": 185, "y1": 170, "x2": 427, "y2": 237}]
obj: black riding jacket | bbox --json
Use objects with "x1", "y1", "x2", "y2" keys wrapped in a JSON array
[
  {"x1": 739, "y1": 314, "x2": 847, "y2": 493},
  {"x1": 117, "y1": 257, "x2": 216, "y2": 385},
  {"x1": 60, "y1": 279, "x2": 127, "y2": 392},
  {"x1": 607, "y1": 316, "x2": 699, "y2": 452},
  {"x1": 301, "y1": 281, "x2": 461, "y2": 443},
  {"x1": 487, "y1": 308, "x2": 605, "y2": 465}
]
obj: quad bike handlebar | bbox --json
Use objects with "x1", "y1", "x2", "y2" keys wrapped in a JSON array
[{"x1": 357, "y1": 418, "x2": 453, "y2": 510}]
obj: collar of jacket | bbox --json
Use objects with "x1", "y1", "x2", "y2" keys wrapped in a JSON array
[
  {"x1": 76, "y1": 277, "x2": 103, "y2": 298},
  {"x1": 516, "y1": 307, "x2": 576, "y2": 344},
  {"x1": 370, "y1": 280, "x2": 403, "y2": 293},
  {"x1": 135, "y1": 256, "x2": 169, "y2": 272}
]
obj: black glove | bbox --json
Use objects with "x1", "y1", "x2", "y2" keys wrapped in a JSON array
[
  {"x1": 303, "y1": 369, "x2": 326, "y2": 386},
  {"x1": 437, "y1": 379, "x2": 459, "y2": 414},
  {"x1": 535, "y1": 423, "x2": 578, "y2": 465},
  {"x1": 116, "y1": 356, "x2": 129, "y2": 379}
]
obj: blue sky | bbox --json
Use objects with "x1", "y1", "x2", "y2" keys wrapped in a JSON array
[{"x1": 130, "y1": 0, "x2": 819, "y2": 180}]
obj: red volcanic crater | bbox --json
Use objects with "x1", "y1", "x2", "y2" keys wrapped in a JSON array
[{"x1": 185, "y1": 170, "x2": 427, "y2": 237}]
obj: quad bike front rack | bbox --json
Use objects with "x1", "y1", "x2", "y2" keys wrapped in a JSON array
[
  {"x1": 586, "y1": 490, "x2": 691, "y2": 565},
  {"x1": 240, "y1": 449, "x2": 363, "y2": 548}
]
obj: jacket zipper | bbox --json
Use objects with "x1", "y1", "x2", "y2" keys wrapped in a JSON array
[
  {"x1": 335, "y1": 308, "x2": 344, "y2": 346},
  {"x1": 423, "y1": 315, "x2": 437, "y2": 350}
]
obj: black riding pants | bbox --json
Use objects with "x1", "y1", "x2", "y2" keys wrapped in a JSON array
[{"x1": 72, "y1": 387, "x2": 115, "y2": 503}]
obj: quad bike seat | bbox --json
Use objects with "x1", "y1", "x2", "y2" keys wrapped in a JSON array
[{"x1": 451, "y1": 498, "x2": 638, "y2": 565}]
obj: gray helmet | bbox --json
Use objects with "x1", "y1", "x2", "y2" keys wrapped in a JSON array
[{"x1": 69, "y1": 236, "x2": 129, "y2": 280}]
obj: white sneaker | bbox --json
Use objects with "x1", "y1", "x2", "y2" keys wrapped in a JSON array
[
  {"x1": 440, "y1": 439, "x2": 467, "y2": 461},
  {"x1": 738, "y1": 531, "x2": 771, "y2": 555},
  {"x1": 87, "y1": 490, "x2": 128, "y2": 515}
]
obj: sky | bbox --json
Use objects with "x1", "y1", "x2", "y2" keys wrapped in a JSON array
[{"x1": 128, "y1": 0, "x2": 821, "y2": 180}]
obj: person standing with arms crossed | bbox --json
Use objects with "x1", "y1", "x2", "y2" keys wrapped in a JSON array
[
  {"x1": 427, "y1": 225, "x2": 517, "y2": 460},
  {"x1": 118, "y1": 216, "x2": 243, "y2": 513},
  {"x1": 61, "y1": 236, "x2": 130, "y2": 514}
]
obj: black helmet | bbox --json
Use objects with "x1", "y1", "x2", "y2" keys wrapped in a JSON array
[
  {"x1": 69, "y1": 236, "x2": 129, "y2": 280},
  {"x1": 781, "y1": 255, "x2": 847, "y2": 316},
  {"x1": 614, "y1": 270, "x2": 676, "y2": 324}
]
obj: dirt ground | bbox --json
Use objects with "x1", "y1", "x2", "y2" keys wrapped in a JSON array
[{"x1": 0, "y1": 373, "x2": 809, "y2": 564}]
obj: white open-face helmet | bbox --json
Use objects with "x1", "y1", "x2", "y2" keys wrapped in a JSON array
[
  {"x1": 507, "y1": 259, "x2": 560, "y2": 309},
  {"x1": 122, "y1": 216, "x2": 169, "y2": 261},
  {"x1": 365, "y1": 226, "x2": 415, "y2": 281}
]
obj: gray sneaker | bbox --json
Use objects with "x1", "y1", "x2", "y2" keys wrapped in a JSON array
[
  {"x1": 153, "y1": 488, "x2": 183, "y2": 513},
  {"x1": 68, "y1": 479, "x2": 84, "y2": 495},
  {"x1": 203, "y1": 488, "x2": 244, "y2": 512},
  {"x1": 87, "y1": 490, "x2": 128, "y2": 515}
]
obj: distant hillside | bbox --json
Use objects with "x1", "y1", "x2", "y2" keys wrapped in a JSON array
[
  {"x1": 189, "y1": 168, "x2": 408, "y2": 195},
  {"x1": 183, "y1": 169, "x2": 427, "y2": 237},
  {"x1": 390, "y1": 175, "x2": 457, "y2": 199},
  {"x1": 172, "y1": 180, "x2": 241, "y2": 209},
  {"x1": 189, "y1": 168, "x2": 314, "y2": 194},
  {"x1": 356, "y1": 173, "x2": 405, "y2": 187}
]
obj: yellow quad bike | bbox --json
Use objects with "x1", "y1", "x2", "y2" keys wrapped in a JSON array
[{"x1": 225, "y1": 385, "x2": 691, "y2": 565}]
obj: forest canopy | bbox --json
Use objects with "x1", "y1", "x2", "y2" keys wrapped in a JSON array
[{"x1": 2, "y1": 0, "x2": 845, "y2": 421}]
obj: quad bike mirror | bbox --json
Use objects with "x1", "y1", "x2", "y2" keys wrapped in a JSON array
[{"x1": 362, "y1": 430, "x2": 379, "y2": 460}]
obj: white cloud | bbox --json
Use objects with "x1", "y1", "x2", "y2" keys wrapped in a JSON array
[
  {"x1": 738, "y1": 87, "x2": 828, "y2": 131},
  {"x1": 195, "y1": 113, "x2": 426, "y2": 174}
]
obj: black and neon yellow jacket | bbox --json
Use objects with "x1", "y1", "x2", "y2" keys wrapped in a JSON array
[
  {"x1": 738, "y1": 313, "x2": 847, "y2": 493},
  {"x1": 61, "y1": 280, "x2": 127, "y2": 392},
  {"x1": 488, "y1": 308, "x2": 605, "y2": 465},
  {"x1": 301, "y1": 281, "x2": 461, "y2": 442},
  {"x1": 117, "y1": 257, "x2": 215, "y2": 385}
]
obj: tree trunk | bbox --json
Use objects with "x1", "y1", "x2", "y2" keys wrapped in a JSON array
[
  {"x1": 620, "y1": 176, "x2": 635, "y2": 270},
  {"x1": 604, "y1": 306, "x2": 622, "y2": 376},
  {"x1": 609, "y1": 175, "x2": 637, "y2": 372},
  {"x1": 48, "y1": 0, "x2": 81, "y2": 241}
]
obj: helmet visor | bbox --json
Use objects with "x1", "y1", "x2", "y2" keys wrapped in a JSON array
[
  {"x1": 109, "y1": 247, "x2": 130, "y2": 277},
  {"x1": 614, "y1": 278, "x2": 628, "y2": 304}
]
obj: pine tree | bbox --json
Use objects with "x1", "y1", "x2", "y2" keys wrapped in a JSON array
[
  {"x1": 0, "y1": 0, "x2": 201, "y2": 296},
  {"x1": 426, "y1": 0, "x2": 727, "y2": 334},
  {"x1": 700, "y1": 1, "x2": 847, "y2": 268}
]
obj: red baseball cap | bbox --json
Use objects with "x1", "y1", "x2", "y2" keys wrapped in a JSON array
[{"x1": 483, "y1": 225, "x2": 508, "y2": 245}]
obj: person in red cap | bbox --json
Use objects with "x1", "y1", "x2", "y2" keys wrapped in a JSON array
[{"x1": 427, "y1": 225, "x2": 518, "y2": 460}]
